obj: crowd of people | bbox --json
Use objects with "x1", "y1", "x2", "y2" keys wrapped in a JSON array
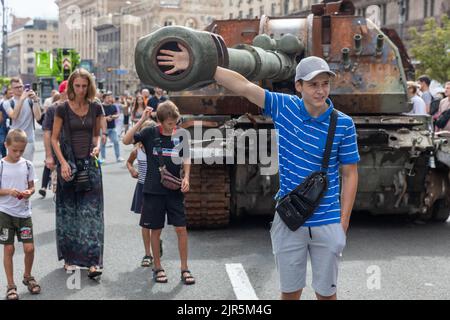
[
  {"x1": 406, "y1": 75, "x2": 450, "y2": 133},
  {"x1": 0, "y1": 70, "x2": 193, "y2": 300}
]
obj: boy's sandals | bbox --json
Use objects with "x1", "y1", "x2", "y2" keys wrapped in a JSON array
[
  {"x1": 153, "y1": 268, "x2": 168, "y2": 283},
  {"x1": 141, "y1": 255, "x2": 153, "y2": 267},
  {"x1": 22, "y1": 276, "x2": 41, "y2": 295},
  {"x1": 5, "y1": 285, "x2": 19, "y2": 300},
  {"x1": 88, "y1": 266, "x2": 103, "y2": 279},
  {"x1": 181, "y1": 270, "x2": 196, "y2": 285}
]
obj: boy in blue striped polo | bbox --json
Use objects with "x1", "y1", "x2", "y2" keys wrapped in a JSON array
[{"x1": 158, "y1": 49, "x2": 359, "y2": 300}]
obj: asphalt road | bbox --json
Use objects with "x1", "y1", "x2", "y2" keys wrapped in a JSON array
[{"x1": 0, "y1": 130, "x2": 449, "y2": 300}]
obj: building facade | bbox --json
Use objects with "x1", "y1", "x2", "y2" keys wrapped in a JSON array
[
  {"x1": 91, "y1": 0, "x2": 223, "y2": 94},
  {"x1": 222, "y1": 0, "x2": 321, "y2": 20},
  {"x1": 6, "y1": 18, "x2": 59, "y2": 83},
  {"x1": 352, "y1": 0, "x2": 449, "y2": 42},
  {"x1": 55, "y1": 0, "x2": 124, "y2": 64}
]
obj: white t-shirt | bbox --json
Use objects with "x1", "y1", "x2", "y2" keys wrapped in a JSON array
[
  {"x1": 408, "y1": 95, "x2": 427, "y2": 115},
  {"x1": 0, "y1": 158, "x2": 35, "y2": 218}
]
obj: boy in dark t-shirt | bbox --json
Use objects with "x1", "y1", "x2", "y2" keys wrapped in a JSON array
[{"x1": 123, "y1": 100, "x2": 194, "y2": 285}]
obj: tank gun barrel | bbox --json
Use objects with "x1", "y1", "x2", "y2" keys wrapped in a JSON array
[{"x1": 134, "y1": 26, "x2": 304, "y2": 91}]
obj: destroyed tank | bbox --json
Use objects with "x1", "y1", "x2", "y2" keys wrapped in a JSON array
[{"x1": 134, "y1": 0, "x2": 450, "y2": 227}]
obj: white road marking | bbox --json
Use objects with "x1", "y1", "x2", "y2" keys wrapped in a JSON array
[{"x1": 225, "y1": 263, "x2": 259, "y2": 300}]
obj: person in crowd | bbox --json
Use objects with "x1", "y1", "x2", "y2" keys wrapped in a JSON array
[
  {"x1": 0, "y1": 129, "x2": 41, "y2": 300},
  {"x1": 100, "y1": 92, "x2": 123, "y2": 162},
  {"x1": 406, "y1": 81, "x2": 427, "y2": 115},
  {"x1": 2, "y1": 78, "x2": 42, "y2": 161},
  {"x1": 51, "y1": 68, "x2": 105, "y2": 278},
  {"x1": 0, "y1": 86, "x2": 13, "y2": 157},
  {"x1": 38, "y1": 92, "x2": 62, "y2": 198},
  {"x1": 127, "y1": 117, "x2": 165, "y2": 267},
  {"x1": 433, "y1": 82, "x2": 450, "y2": 132},
  {"x1": 123, "y1": 102, "x2": 194, "y2": 285},
  {"x1": 131, "y1": 94, "x2": 149, "y2": 125},
  {"x1": 417, "y1": 75, "x2": 433, "y2": 114}
]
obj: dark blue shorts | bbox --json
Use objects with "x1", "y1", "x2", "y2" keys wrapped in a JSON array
[{"x1": 140, "y1": 193, "x2": 186, "y2": 230}]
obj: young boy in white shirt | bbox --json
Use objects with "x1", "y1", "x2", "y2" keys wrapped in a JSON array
[{"x1": 0, "y1": 129, "x2": 40, "y2": 300}]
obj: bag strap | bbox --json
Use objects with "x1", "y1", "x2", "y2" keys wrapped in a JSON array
[
  {"x1": 321, "y1": 109, "x2": 338, "y2": 171},
  {"x1": 62, "y1": 101, "x2": 72, "y2": 143},
  {"x1": 0, "y1": 159, "x2": 3, "y2": 189}
]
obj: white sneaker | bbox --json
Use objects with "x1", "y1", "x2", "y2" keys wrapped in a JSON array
[{"x1": 117, "y1": 157, "x2": 124, "y2": 162}]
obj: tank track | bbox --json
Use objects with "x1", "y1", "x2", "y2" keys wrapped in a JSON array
[{"x1": 185, "y1": 164, "x2": 230, "y2": 228}]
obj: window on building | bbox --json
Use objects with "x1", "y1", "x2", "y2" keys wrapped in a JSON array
[
  {"x1": 248, "y1": 8, "x2": 254, "y2": 18},
  {"x1": 27, "y1": 67, "x2": 34, "y2": 74},
  {"x1": 284, "y1": 0, "x2": 290, "y2": 14},
  {"x1": 27, "y1": 48, "x2": 33, "y2": 53},
  {"x1": 271, "y1": 3, "x2": 276, "y2": 16},
  {"x1": 27, "y1": 58, "x2": 33, "y2": 63},
  {"x1": 424, "y1": 0, "x2": 428, "y2": 17},
  {"x1": 381, "y1": 4, "x2": 386, "y2": 25},
  {"x1": 238, "y1": 10, "x2": 243, "y2": 19},
  {"x1": 164, "y1": 18, "x2": 176, "y2": 26},
  {"x1": 430, "y1": 0, "x2": 435, "y2": 16},
  {"x1": 229, "y1": 13, "x2": 233, "y2": 19},
  {"x1": 260, "y1": 6, "x2": 264, "y2": 16},
  {"x1": 185, "y1": 18, "x2": 197, "y2": 29}
]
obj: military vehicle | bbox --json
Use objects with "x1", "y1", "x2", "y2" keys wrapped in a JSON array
[{"x1": 135, "y1": 0, "x2": 450, "y2": 227}]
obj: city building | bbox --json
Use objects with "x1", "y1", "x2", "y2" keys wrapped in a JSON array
[
  {"x1": 6, "y1": 17, "x2": 59, "y2": 83},
  {"x1": 223, "y1": 0, "x2": 321, "y2": 20},
  {"x1": 93, "y1": 0, "x2": 223, "y2": 94}
]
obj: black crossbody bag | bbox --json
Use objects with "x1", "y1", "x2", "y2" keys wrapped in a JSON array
[{"x1": 275, "y1": 109, "x2": 338, "y2": 231}]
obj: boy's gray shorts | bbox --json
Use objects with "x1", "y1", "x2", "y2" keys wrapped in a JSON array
[{"x1": 270, "y1": 213, "x2": 347, "y2": 297}]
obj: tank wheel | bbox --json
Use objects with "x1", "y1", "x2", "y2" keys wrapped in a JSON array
[
  {"x1": 431, "y1": 200, "x2": 450, "y2": 223},
  {"x1": 184, "y1": 164, "x2": 230, "y2": 228}
]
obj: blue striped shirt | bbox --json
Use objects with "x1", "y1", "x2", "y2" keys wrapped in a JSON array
[{"x1": 264, "y1": 90, "x2": 360, "y2": 227}]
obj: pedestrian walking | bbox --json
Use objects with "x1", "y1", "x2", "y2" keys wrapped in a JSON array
[
  {"x1": 100, "y1": 92, "x2": 123, "y2": 162},
  {"x1": 0, "y1": 129, "x2": 41, "y2": 300},
  {"x1": 51, "y1": 68, "x2": 105, "y2": 278}
]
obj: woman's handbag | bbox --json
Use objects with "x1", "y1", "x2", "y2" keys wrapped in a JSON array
[
  {"x1": 275, "y1": 110, "x2": 338, "y2": 231},
  {"x1": 155, "y1": 128, "x2": 182, "y2": 191}
]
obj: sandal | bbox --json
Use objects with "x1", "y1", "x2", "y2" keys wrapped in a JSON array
[
  {"x1": 5, "y1": 285, "x2": 19, "y2": 300},
  {"x1": 153, "y1": 268, "x2": 168, "y2": 283},
  {"x1": 22, "y1": 276, "x2": 41, "y2": 295},
  {"x1": 88, "y1": 266, "x2": 103, "y2": 279},
  {"x1": 63, "y1": 264, "x2": 76, "y2": 273},
  {"x1": 141, "y1": 255, "x2": 153, "y2": 267},
  {"x1": 180, "y1": 270, "x2": 196, "y2": 285}
]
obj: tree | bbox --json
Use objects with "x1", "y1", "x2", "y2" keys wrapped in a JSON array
[{"x1": 409, "y1": 15, "x2": 450, "y2": 83}]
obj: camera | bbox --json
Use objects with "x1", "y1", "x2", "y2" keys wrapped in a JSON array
[
  {"x1": 74, "y1": 159, "x2": 92, "y2": 193},
  {"x1": 24, "y1": 84, "x2": 31, "y2": 91}
]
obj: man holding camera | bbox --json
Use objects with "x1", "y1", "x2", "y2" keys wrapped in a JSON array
[{"x1": 2, "y1": 78, "x2": 42, "y2": 161}]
